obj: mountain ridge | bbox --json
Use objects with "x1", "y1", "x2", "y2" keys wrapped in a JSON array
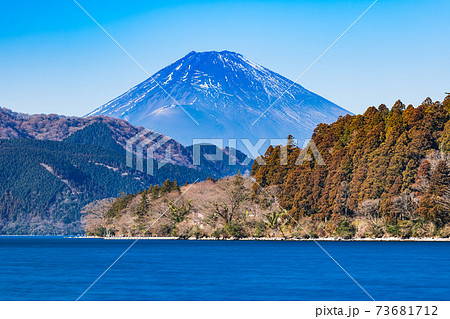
[{"x1": 0, "y1": 107, "x2": 251, "y2": 172}]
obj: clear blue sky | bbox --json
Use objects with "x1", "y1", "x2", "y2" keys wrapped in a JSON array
[{"x1": 0, "y1": 0, "x2": 448, "y2": 116}]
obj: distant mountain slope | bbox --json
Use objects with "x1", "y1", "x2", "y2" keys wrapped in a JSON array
[
  {"x1": 87, "y1": 50, "x2": 350, "y2": 151},
  {"x1": 0, "y1": 107, "x2": 193, "y2": 167},
  {"x1": 0, "y1": 107, "x2": 252, "y2": 173},
  {"x1": 0, "y1": 136, "x2": 210, "y2": 235},
  {"x1": 185, "y1": 144, "x2": 252, "y2": 177},
  {"x1": 0, "y1": 109, "x2": 254, "y2": 234},
  {"x1": 63, "y1": 122, "x2": 125, "y2": 153}
]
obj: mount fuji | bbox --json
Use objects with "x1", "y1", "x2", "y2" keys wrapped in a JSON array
[{"x1": 87, "y1": 50, "x2": 350, "y2": 153}]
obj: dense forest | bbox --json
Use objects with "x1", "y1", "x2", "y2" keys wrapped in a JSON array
[
  {"x1": 84, "y1": 96, "x2": 450, "y2": 239},
  {"x1": 251, "y1": 95, "x2": 450, "y2": 236}
]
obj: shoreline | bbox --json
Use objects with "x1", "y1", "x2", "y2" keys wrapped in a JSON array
[
  {"x1": 2, "y1": 235, "x2": 449, "y2": 241},
  {"x1": 69, "y1": 235, "x2": 450, "y2": 242}
]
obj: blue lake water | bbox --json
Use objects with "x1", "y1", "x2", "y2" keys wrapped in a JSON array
[{"x1": 0, "y1": 237, "x2": 449, "y2": 301}]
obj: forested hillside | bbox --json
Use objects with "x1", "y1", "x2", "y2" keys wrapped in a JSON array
[
  {"x1": 0, "y1": 107, "x2": 197, "y2": 168},
  {"x1": 84, "y1": 96, "x2": 450, "y2": 239},
  {"x1": 0, "y1": 138, "x2": 207, "y2": 234},
  {"x1": 252, "y1": 96, "x2": 450, "y2": 235},
  {"x1": 0, "y1": 108, "x2": 252, "y2": 234},
  {"x1": 0, "y1": 107, "x2": 253, "y2": 172}
]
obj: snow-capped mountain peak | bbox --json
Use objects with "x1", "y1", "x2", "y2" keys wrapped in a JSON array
[{"x1": 87, "y1": 50, "x2": 349, "y2": 152}]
